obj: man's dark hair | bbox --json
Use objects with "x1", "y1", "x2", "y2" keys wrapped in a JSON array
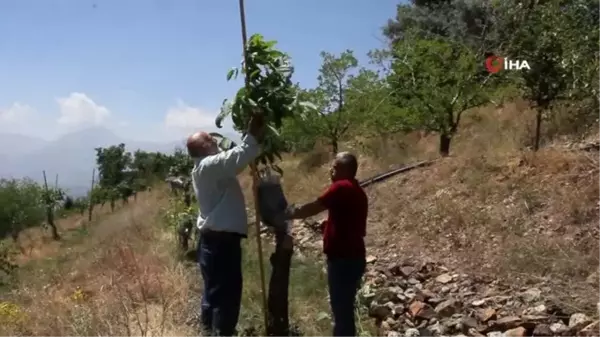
[{"x1": 337, "y1": 152, "x2": 358, "y2": 177}]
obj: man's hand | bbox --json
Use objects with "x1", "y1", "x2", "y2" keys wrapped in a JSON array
[
  {"x1": 247, "y1": 112, "x2": 266, "y2": 142},
  {"x1": 283, "y1": 204, "x2": 298, "y2": 220}
]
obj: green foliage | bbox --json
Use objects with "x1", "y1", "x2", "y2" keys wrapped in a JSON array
[
  {"x1": 95, "y1": 144, "x2": 132, "y2": 188},
  {"x1": 168, "y1": 148, "x2": 194, "y2": 177},
  {"x1": 344, "y1": 68, "x2": 407, "y2": 136},
  {"x1": 389, "y1": 34, "x2": 491, "y2": 155},
  {"x1": 282, "y1": 50, "x2": 360, "y2": 154},
  {"x1": 216, "y1": 34, "x2": 310, "y2": 173},
  {"x1": 0, "y1": 178, "x2": 45, "y2": 240},
  {"x1": 163, "y1": 195, "x2": 196, "y2": 231}
]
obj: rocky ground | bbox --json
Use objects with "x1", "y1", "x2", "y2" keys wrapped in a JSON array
[{"x1": 269, "y1": 219, "x2": 599, "y2": 337}]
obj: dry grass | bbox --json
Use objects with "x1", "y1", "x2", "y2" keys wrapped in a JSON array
[
  {"x1": 10, "y1": 198, "x2": 128, "y2": 265},
  {"x1": 1, "y1": 100, "x2": 596, "y2": 336},
  {"x1": 1, "y1": 186, "x2": 375, "y2": 336},
  {"x1": 0, "y1": 188, "x2": 197, "y2": 336},
  {"x1": 240, "y1": 100, "x2": 599, "y2": 317}
]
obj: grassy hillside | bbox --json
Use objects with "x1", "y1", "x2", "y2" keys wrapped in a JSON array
[{"x1": 0, "y1": 100, "x2": 597, "y2": 337}]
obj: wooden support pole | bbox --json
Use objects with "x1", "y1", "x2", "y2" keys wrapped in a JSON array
[{"x1": 237, "y1": 0, "x2": 269, "y2": 333}]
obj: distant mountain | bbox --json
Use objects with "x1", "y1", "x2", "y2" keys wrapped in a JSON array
[
  {"x1": 0, "y1": 127, "x2": 181, "y2": 196},
  {"x1": 0, "y1": 133, "x2": 46, "y2": 156}
]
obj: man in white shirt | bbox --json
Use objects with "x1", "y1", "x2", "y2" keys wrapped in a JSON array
[{"x1": 186, "y1": 115, "x2": 264, "y2": 336}]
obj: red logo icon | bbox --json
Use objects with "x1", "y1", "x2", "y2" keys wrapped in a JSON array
[{"x1": 485, "y1": 56, "x2": 504, "y2": 73}]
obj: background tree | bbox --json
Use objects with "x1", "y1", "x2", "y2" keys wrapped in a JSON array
[
  {"x1": 168, "y1": 148, "x2": 194, "y2": 178},
  {"x1": 343, "y1": 67, "x2": 408, "y2": 138},
  {"x1": 289, "y1": 50, "x2": 359, "y2": 154},
  {"x1": 95, "y1": 144, "x2": 132, "y2": 211},
  {"x1": 389, "y1": 32, "x2": 492, "y2": 156},
  {"x1": 0, "y1": 178, "x2": 45, "y2": 242}
]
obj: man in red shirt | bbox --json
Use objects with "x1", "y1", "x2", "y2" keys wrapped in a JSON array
[{"x1": 285, "y1": 151, "x2": 368, "y2": 336}]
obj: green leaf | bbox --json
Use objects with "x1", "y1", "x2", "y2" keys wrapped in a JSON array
[
  {"x1": 226, "y1": 67, "x2": 238, "y2": 81},
  {"x1": 266, "y1": 125, "x2": 280, "y2": 136},
  {"x1": 215, "y1": 100, "x2": 232, "y2": 128}
]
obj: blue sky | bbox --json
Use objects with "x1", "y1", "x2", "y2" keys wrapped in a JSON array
[{"x1": 0, "y1": 0, "x2": 400, "y2": 143}]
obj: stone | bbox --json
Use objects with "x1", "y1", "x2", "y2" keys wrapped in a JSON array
[
  {"x1": 401, "y1": 266, "x2": 416, "y2": 277},
  {"x1": 504, "y1": 327, "x2": 527, "y2": 337},
  {"x1": 461, "y1": 316, "x2": 481, "y2": 331},
  {"x1": 408, "y1": 277, "x2": 420, "y2": 285},
  {"x1": 428, "y1": 321, "x2": 446, "y2": 336},
  {"x1": 468, "y1": 328, "x2": 486, "y2": 336},
  {"x1": 434, "y1": 299, "x2": 460, "y2": 317},
  {"x1": 375, "y1": 289, "x2": 398, "y2": 303},
  {"x1": 569, "y1": 313, "x2": 592, "y2": 330},
  {"x1": 436, "y1": 273, "x2": 453, "y2": 284},
  {"x1": 419, "y1": 289, "x2": 436, "y2": 300},
  {"x1": 532, "y1": 324, "x2": 552, "y2": 336},
  {"x1": 387, "y1": 331, "x2": 401, "y2": 337},
  {"x1": 519, "y1": 288, "x2": 542, "y2": 303},
  {"x1": 493, "y1": 316, "x2": 522, "y2": 330},
  {"x1": 381, "y1": 320, "x2": 391, "y2": 331},
  {"x1": 366, "y1": 255, "x2": 378, "y2": 263},
  {"x1": 405, "y1": 328, "x2": 420, "y2": 337},
  {"x1": 486, "y1": 332, "x2": 504, "y2": 337},
  {"x1": 393, "y1": 304, "x2": 405, "y2": 316},
  {"x1": 418, "y1": 326, "x2": 432, "y2": 335},
  {"x1": 408, "y1": 300, "x2": 436, "y2": 320},
  {"x1": 369, "y1": 302, "x2": 392, "y2": 319},
  {"x1": 472, "y1": 299, "x2": 487, "y2": 306},
  {"x1": 476, "y1": 308, "x2": 497, "y2": 322},
  {"x1": 549, "y1": 322, "x2": 569, "y2": 335}
]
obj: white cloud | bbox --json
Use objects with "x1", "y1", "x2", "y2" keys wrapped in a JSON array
[
  {"x1": 164, "y1": 99, "x2": 216, "y2": 130},
  {"x1": 56, "y1": 92, "x2": 111, "y2": 127},
  {"x1": 0, "y1": 102, "x2": 35, "y2": 123},
  {"x1": 0, "y1": 95, "x2": 237, "y2": 144},
  {"x1": 0, "y1": 102, "x2": 41, "y2": 135}
]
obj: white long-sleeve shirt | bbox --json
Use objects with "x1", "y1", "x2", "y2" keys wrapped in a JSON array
[{"x1": 191, "y1": 134, "x2": 260, "y2": 236}]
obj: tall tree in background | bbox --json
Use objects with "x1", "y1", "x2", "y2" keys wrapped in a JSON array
[
  {"x1": 344, "y1": 68, "x2": 409, "y2": 137},
  {"x1": 389, "y1": 32, "x2": 491, "y2": 156},
  {"x1": 95, "y1": 143, "x2": 132, "y2": 211},
  {"x1": 383, "y1": 0, "x2": 503, "y2": 156},
  {"x1": 286, "y1": 50, "x2": 359, "y2": 154}
]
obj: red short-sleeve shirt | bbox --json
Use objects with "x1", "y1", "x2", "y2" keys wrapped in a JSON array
[{"x1": 317, "y1": 178, "x2": 368, "y2": 258}]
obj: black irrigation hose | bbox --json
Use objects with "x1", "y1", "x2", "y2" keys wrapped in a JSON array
[{"x1": 359, "y1": 159, "x2": 438, "y2": 188}]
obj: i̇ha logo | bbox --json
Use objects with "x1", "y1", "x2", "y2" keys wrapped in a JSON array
[{"x1": 485, "y1": 55, "x2": 530, "y2": 73}]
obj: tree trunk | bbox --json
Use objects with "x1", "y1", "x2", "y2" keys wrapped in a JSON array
[
  {"x1": 439, "y1": 133, "x2": 452, "y2": 157},
  {"x1": 11, "y1": 228, "x2": 19, "y2": 243},
  {"x1": 533, "y1": 107, "x2": 543, "y2": 151},
  {"x1": 266, "y1": 231, "x2": 293, "y2": 336},
  {"x1": 331, "y1": 139, "x2": 338, "y2": 155},
  {"x1": 46, "y1": 210, "x2": 60, "y2": 240}
]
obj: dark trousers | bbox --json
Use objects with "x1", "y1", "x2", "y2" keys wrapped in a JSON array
[
  {"x1": 198, "y1": 231, "x2": 243, "y2": 336},
  {"x1": 327, "y1": 257, "x2": 366, "y2": 337}
]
